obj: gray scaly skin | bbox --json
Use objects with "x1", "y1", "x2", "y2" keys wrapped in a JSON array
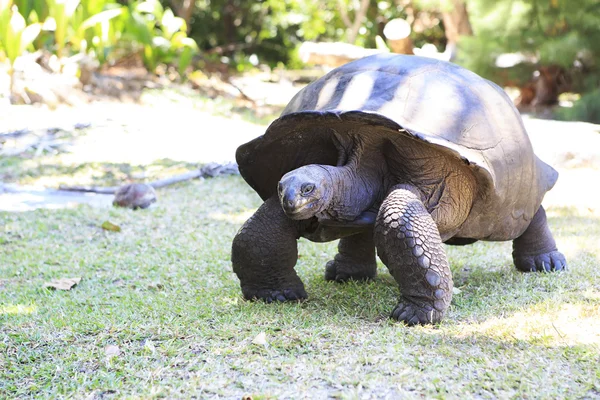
[
  {"x1": 231, "y1": 142, "x2": 566, "y2": 325},
  {"x1": 513, "y1": 207, "x2": 567, "y2": 272},
  {"x1": 231, "y1": 196, "x2": 307, "y2": 302},
  {"x1": 325, "y1": 229, "x2": 377, "y2": 282},
  {"x1": 374, "y1": 185, "x2": 452, "y2": 325}
]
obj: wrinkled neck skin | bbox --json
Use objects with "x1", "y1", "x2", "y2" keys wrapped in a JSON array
[{"x1": 317, "y1": 143, "x2": 385, "y2": 223}]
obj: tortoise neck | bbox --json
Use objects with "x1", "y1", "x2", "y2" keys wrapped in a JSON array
[{"x1": 318, "y1": 146, "x2": 384, "y2": 222}]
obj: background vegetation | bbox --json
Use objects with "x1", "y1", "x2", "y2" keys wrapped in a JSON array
[{"x1": 1, "y1": 0, "x2": 598, "y2": 104}]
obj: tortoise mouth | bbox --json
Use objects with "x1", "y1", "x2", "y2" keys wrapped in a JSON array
[{"x1": 283, "y1": 200, "x2": 320, "y2": 220}]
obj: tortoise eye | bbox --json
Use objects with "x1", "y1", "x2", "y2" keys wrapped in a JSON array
[{"x1": 301, "y1": 184, "x2": 315, "y2": 196}]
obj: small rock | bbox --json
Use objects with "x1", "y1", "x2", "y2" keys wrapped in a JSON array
[{"x1": 113, "y1": 183, "x2": 157, "y2": 210}]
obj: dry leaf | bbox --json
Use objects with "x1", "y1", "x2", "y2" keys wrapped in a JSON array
[
  {"x1": 142, "y1": 339, "x2": 156, "y2": 354},
  {"x1": 101, "y1": 221, "x2": 121, "y2": 232},
  {"x1": 452, "y1": 287, "x2": 462, "y2": 295},
  {"x1": 104, "y1": 345, "x2": 121, "y2": 358},
  {"x1": 44, "y1": 277, "x2": 81, "y2": 290},
  {"x1": 252, "y1": 332, "x2": 267, "y2": 346}
]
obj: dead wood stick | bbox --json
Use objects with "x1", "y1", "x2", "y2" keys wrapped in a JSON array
[
  {"x1": 58, "y1": 170, "x2": 204, "y2": 194},
  {"x1": 57, "y1": 185, "x2": 119, "y2": 194},
  {"x1": 58, "y1": 162, "x2": 238, "y2": 194}
]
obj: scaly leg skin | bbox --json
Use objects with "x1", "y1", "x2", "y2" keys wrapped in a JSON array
[
  {"x1": 231, "y1": 196, "x2": 307, "y2": 302},
  {"x1": 513, "y1": 206, "x2": 567, "y2": 272},
  {"x1": 374, "y1": 185, "x2": 453, "y2": 325},
  {"x1": 325, "y1": 229, "x2": 377, "y2": 282}
]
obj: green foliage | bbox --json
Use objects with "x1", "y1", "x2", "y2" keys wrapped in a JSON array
[
  {"x1": 556, "y1": 89, "x2": 600, "y2": 124},
  {"x1": 186, "y1": 0, "x2": 447, "y2": 68},
  {"x1": 0, "y1": 2, "x2": 41, "y2": 68},
  {"x1": 0, "y1": 0, "x2": 197, "y2": 76},
  {"x1": 458, "y1": 0, "x2": 600, "y2": 89},
  {"x1": 187, "y1": 0, "x2": 357, "y2": 67},
  {"x1": 123, "y1": 0, "x2": 197, "y2": 73}
]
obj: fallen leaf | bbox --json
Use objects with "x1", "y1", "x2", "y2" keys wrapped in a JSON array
[
  {"x1": 452, "y1": 287, "x2": 462, "y2": 295},
  {"x1": 104, "y1": 345, "x2": 120, "y2": 358},
  {"x1": 252, "y1": 331, "x2": 267, "y2": 346},
  {"x1": 142, "y1": 339, "x2": 156, "y2": 354},
  {"x1": 101, "y1": 221, "x2": 121, "y2": 232},
  {"x1": 44, "y1": 277, "x2": 81, "y2": 291}
]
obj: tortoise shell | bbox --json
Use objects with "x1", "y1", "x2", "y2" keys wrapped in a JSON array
[{"x1": 236, "y1": 54, "x2": 557, "y2": 241}]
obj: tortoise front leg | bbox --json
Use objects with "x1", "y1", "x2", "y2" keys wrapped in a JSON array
[
  {"x1": 231, "y1": 196, "x2": 307, "y2": 302},
  {"x1": 374, "y1": 185, "x2": 453, "y2": 325},
  {"x1": 513, "y1": 206, "x2": 567, "y2": 272},
  {"x1": 325, "y1": 229, "x2": 377, "y2": 282}
]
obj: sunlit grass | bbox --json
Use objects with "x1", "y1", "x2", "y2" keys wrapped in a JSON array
[
  {"x1": 1, "y1": 176, "x2": 599, "y2": 398},
  {"x1": 0, "y1": 304, "x2": 37, "y2": 316}
]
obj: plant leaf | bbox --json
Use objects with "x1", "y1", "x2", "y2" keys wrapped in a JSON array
[
  {"x1": 101, "y1": 221, "x2": 121, "y2": 232},
  {"x1": 19, "y1": 22, "x2": 40, "y2": 52},
  {"x1": 44, "y1": 277, "x2": 81, "y2": 290},
  {"x1": 79, "y1": 7, "x2": 123, "y2": 32},
  {"x1": 252, "y1": 332, "x2": 267, "y2": 346}
]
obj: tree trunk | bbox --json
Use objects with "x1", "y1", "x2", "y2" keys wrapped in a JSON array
[
  {"x1": 440, "y1": 0, "x2": 472, "y2": 60},
  {"x1": 383, "y1": 18, "x2": 413, "y2": 54},
  {"x1": 338, "y1": 0, "x2": 372, "y2": 44},
  {"x1": 169, "y1": 0, "x2": 196, "y2": 34}
]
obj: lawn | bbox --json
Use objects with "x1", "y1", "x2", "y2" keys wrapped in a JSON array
[{"x1": 1, "y1": 172, "x2": 599, "y2": 399}]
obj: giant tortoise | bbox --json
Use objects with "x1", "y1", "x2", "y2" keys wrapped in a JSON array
[{"x1": 231, "y1": 54, "x2": 566, "y2": 325}]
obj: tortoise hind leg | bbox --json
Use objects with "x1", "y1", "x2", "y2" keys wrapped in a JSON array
[
  {"x1": 512, "y1": 206, "x2": 567, "y2": 272},
  {"x1": 325, "y1": 229, "x2": 377, "y2": 282},
  {"x1": 231, "y1": 196, "x2": 307, "y2": 302},
  {"x1": 374, "y1": 185, "x2": 453, "y2": 325}
]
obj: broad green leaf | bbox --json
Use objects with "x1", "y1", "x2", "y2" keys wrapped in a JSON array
[
  {"x1": 129, "y1": 11, "x2": 152, "y2": 45},
  {"x1": 82, "y1": 7, "x2": 123, "y2": 30},
  {"x1": 0, "y1": 3, "x2": 12, "y2": 52},
  {"x1": 62, "y1": 0, "x2": 79, "y2": 17},
  {"x1": 6, "y1": 6, "x2": 25, "y2": 63},
  {"x1": 42, "y1": 16, "x2": 55, "y2": 30},
  {"x1": 8, "y1": 4, "x2": 24, "y2": 31},
  {"x1": 136, "y1": 0, "x2": 162, "y2": 19},
  {"x1": 178, "y1": 45, "x2": 194, "y2": 76},
  {"x1": 171, "y1": 31, "x2": 197, "y2": 50},
  {"x1": 0, "y1": 0, "x2": 12, "y2": 13},
  {"x1": 151, "y1": 35, "x2": 169, "y2": 49},
  {"x1": 19, "y1": 22, "x2": 40, "y2": 52},
  {"x1": 160, "y1": 8, "x2": 184, "y2": 38},
  {"x1": 78, "y1": 7, "x2": 123, "y2": 32},
  {"x1": 28, "y1": 9, "x2": 38, "y2": 23}
]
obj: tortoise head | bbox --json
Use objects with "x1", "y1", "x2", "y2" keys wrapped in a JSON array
[{"x1": 278, "y1": 165, "x2": 333, "y2": 220}]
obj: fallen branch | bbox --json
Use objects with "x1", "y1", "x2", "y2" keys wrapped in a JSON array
[{"x1": 58, "y1": 162, "x2": 239, "y2": 194}]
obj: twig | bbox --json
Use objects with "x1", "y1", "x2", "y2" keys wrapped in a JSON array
[
  {"x1": 0, "y1": 129, "x2": 33, "y2": 139},
  {"x1": 58, "y1": 185, "x2": 119, "y2": 194},
  {"x1": 57, "y1": 163, "x2": 238, "y2": 194},
  {"x1": 147, "y1": 170, "x2": 202, "y2": 188}
]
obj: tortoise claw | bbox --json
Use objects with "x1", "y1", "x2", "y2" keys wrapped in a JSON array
[
  {"x1": 242, "y1": 286, "x2": 307, "y2": 303},
  {"x1": 390, "y1": 300, "x2": 443, "y2": 326},
  {"x1": 515, "y1": 250, "x2": 567, "y2": 272}
]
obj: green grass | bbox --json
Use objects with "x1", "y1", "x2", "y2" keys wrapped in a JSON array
[{"x1": 1, "y1": 177, "x2": 599, "y2": 399}]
